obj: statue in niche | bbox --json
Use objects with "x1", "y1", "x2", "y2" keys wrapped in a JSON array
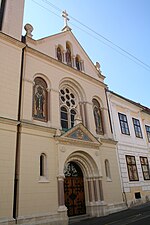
[
  {"x1": 57, "y1": 47, "x2": 62, "y2": 62},
  {"x1": 75, "y1": 57, "x2": 80, "y2": 70},
  {"x1": 35, "y1": 85, "x2": 45, "y2": 118},
  {"x1": 66, "y1": 47, "x2": 72, "y2": 66}
]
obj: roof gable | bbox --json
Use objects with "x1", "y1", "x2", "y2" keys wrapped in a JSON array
[{"x1": 25, "y1": 30, "x2": 104, "y2": 81}]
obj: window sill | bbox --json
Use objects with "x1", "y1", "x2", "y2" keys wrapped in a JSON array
[
  {"x1": 38, "y1": 176, "x2": 50, "y2": 183},
  {"x1": 106, "y1": 177, "x2": 112, "y2": 182}
]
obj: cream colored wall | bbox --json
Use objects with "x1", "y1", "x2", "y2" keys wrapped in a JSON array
[
  {"x1": 22, "y1": 50, "x2": 112, "y2": 139},
  {"x1": 0, "y1": 38, "x2": 22, "y2": 120},
  {"x1": 100, "y1": 143, "x2": 123, "y2": 204},
  {"x1": 107, "y1": 92, "x2": 150, "y2": 205},
  {"x1": 2, "y1": 0, "x2": 25, "y2": 41},
  {"x1": 0, "y1": 122, "x2": 16, "y2": 219},
  {"x1": 18, "y1": 125, "x2": 58, "y2": 217},
  {"x1": 26, "y1": 32, "x2": 104, "y2": 82}
]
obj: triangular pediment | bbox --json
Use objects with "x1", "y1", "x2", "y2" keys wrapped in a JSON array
[
  {"x1": 26, "y1": 30, "x2": 105, "y2": 82},
  {"x1": 61, "y1": 123, "x2": 100, "y2": 145}
]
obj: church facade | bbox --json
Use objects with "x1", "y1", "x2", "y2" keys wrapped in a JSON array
[{"x1": 1, "y1": 1, "x2": 150, "y2": 225}]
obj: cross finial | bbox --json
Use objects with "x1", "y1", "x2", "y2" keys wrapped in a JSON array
[{"x1": 62, "y1": 10, "x2": 69, "y2": 27}]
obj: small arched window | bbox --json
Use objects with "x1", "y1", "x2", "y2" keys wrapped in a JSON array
[
  {"x1": 75, "y1": 56, "x2": 80, "y2": 70},
  {"x1": 40, "y1": 153, "x2": 47, "y2": 177},
  {"x1": 92, "y1": 99, "x2": 103, "y2": 135},
  {"x1": 66, "y1": 43, "x2": 72, "y2": 66},
  {"x1": 33, "y1": 77, "x2": 48, "y2": 121},
  {"x1": 60, "y1": 87, "x2": 77, "y2": 131},
  {"x1": 57, "y1": 46, "x2": 62, "y2": 62},
  {"x1": 105, "y1": 159, "x2": 111, "y2": 180}
]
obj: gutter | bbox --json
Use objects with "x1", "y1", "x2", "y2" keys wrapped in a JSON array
[
  {"x1": 0, "y1": 0, "x2": 6, "y2": 30},
  {"x1": 13, "y1": 36, "x2": 26, "y2": 220}
]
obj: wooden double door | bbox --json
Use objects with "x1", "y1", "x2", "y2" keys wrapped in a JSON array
[{"x1": 64, "y1": 162, "x2": 86, "y2": 217}]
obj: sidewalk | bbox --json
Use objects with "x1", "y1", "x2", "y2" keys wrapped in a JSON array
[{"x1": 69, "y1": 202, "x2": 150, "y2": 225}]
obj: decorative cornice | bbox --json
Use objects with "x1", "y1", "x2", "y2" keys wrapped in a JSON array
[
  {"x1": 100, "y1": 137, "x2": 118, "y2": 145},
  {"x1": 0, "y1": 116, "x2": 19, "y2": 126},
  {"x1": 55, "y1": 136, "x2": 100, "y2": 149},
  {"x1": 20, "y1": 121, "x2": 56, "y2": 134},
  {"x1": 0, "y1": 32, "x2": 25, "y2": 48},
  {"x1": 25, "y1": 46, "x2": 107, "y2": 88}
]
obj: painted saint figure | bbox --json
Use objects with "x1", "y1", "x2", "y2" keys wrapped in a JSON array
[{"x1": 35, "y1": 85, "x2": 45, "y2": 118}]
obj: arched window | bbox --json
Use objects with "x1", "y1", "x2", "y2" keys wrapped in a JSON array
[
  {"x1": 66, "y1": 43, "x2": 72, "y2": 66},
  {"x1": 92, "y1": 99, "x2": 103, "y2": 134},
  {"x1": 75, "y1": 56, "x2": 80, "y2": 70},
  {"x1": 60, "y1": 87, "x2": 77, "y2": 131},
  {"x1": 33, "y1": 77, "x2": 48, "y2": 121},
  {"x1": 57, "y1": 46, "x2": 62, "y2": 62},
  {"x1": 40, "y1": 153, "x2": 47, "y2": 177},
  {"x1": 105, "y1": 159, "x2": 111, "y2": 180}
]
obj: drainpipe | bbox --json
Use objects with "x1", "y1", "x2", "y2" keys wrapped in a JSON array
[
  {"x1": 0, "y1": 0, "x2": 6, "y2": 30},
  {"x1": 13, "y1": 36, "x2": 26, "y2": 220}
]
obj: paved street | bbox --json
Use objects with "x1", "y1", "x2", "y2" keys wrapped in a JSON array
[{"x1": 69, "y1": 202, "x2": 150, "y2": 225}]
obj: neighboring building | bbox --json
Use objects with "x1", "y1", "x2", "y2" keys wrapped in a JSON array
[
  {"x1": 0, "y1": 1, "x2": 126, "y2": 225},
  {"x1": 107, "y1": 90, "x2": 150, "y2": 207}
]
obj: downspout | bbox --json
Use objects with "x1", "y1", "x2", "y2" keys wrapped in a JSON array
[
  {"x1": 13, "y1": 36, "x2": 26, "y2": 221},
  {"x1": 0, "y1": 0, "x2": 6, "y2": 30}
]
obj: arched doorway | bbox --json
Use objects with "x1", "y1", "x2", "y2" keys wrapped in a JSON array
[{"x1": 64, "y1": 162, "x2": 86, "y2": 217}]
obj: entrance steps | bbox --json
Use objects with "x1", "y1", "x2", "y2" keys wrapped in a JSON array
[{"x1": 69, "y1": 214, "x2": 90, "y2": 224}]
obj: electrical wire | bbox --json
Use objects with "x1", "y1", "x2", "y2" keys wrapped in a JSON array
[{"x1": 31, "y1": 0, "x2": 150, "y2": 71}]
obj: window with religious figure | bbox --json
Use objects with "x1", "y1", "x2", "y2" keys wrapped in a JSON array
[
  {"x1": 57, "y1": 46, "x2": 63, "y2": 62},
  {"x1": 75, "y1": 56, "x2": 80, "y2": 71},
  {"x1": 66, "y1": 43, "x2": 72, "y2": 66},
  {"x1": 126, "y1": 155, "x2": 139, "y2": 181},
  {"x1": 92, "y1": 99, "x2": 104, "y2": 135},
  {"x1": 60, "y1": 87, "x2": 77, "y2": 131},
  {"x1": 33, "y1": 77, "x2": 48, "y2": 121},
  {"x1": 140, "y1": 157, "x2": 150, "y2": 180}
]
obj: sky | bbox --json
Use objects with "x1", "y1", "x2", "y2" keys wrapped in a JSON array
[{"x1": 23, "y1": 0, "x2": 150, "y2": 107}]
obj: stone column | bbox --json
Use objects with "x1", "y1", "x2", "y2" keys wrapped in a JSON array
[
  {"x1": 57, "y1": 175, "x2": 65, "y2": 207},
  {"x1": 98, "y1": 179, "x2": 104, "y2": 201},
  {"x1": 87, "y1": 178, "x2": 93, "y2": 203},
  {"x1": 93, "y1": 179, "x2": 98, "y2": 202},
  {"x1": 72, "y1": 55, "x2": 76, "y2": 68}
]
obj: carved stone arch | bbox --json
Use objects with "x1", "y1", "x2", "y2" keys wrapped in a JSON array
[
  {"x1": 59, "y1": 77, "x2": 86, "y2": 102},
  {"x1": 64, "y1": 151, "x2": 100, "y2": 178},
  {"x1": 33, "y1": 73, "x2": 51, "y2": 90}
]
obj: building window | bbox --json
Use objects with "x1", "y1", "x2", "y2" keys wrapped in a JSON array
[
  {"x1": 132, "y1": 118, "x2": 143, "y2": 138},
  {"x1": 105, "y1": 159, "x2": 111, "y2": 181},
  {"x1": 118, "y1": 113, "x2": 130, "y2": 135},
  {"x1": 145, "y1": 125, "x2": 150, "y2": 142},
  {"x1": 66, "y1": 43, "x2": 72, "y2": 66},
  {"x1": 92, "y1": 99, "x2": 104, "y2": 135},
  {"x1": 126, "y1": 155, "x2": 139, "y2": 181},
  {"x1": 140, "y1": 157, "x2": 150, "y2": 180},
  {"x1": 40, "y1": 153, "x2": 47, "y2": 177},
  {"x1": 75, "y1": 56, "x2": 81, "y2": 71},
  {"x1": 57, "y1": 46, "x2": 63, "y2": 62},
  {"x1": 60, "y1": 87, "x2": 77, "y2": 131},
  {"x1": 33, "y1": 77, "x2": 48, "y2": 121}
]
